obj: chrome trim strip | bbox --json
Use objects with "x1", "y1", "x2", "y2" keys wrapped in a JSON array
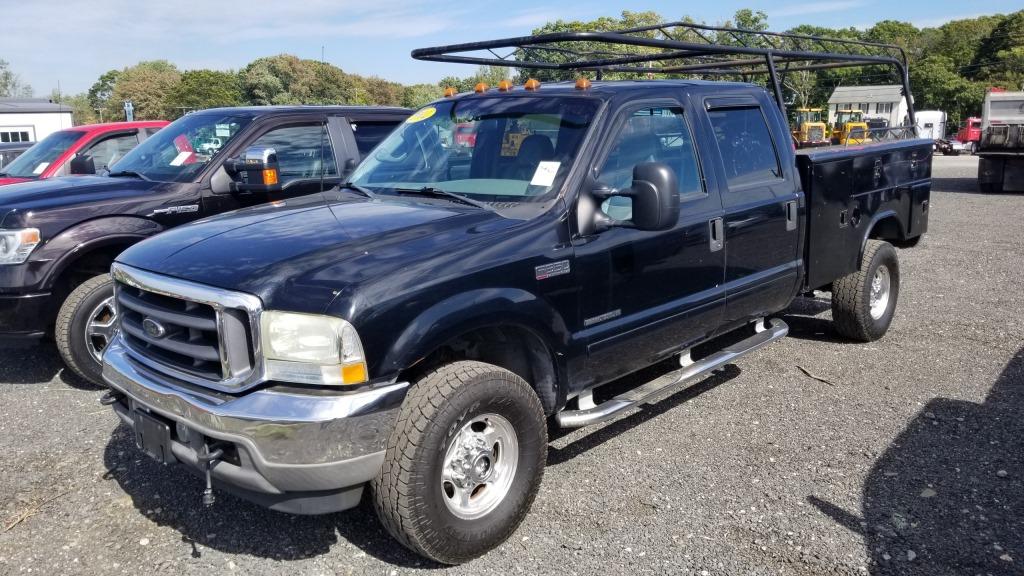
[{"x1": 111, "y1": 262, "x2": 265, "y2": 393}]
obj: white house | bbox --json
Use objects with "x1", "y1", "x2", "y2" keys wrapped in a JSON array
[
  {"x1": 827, "y1": 85, "x2": 910, "y2": 127},
  {"x1": 0, "y1": 98, "x2": 74, "y2": 143}
]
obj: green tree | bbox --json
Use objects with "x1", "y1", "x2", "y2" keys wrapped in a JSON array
[
  {"x1": 439, "y1": 66, "x2": 515, "y2": 93},
  {"x1": 402, "y1": 83, "x2": 442, "y2": 108},
  {"x1": 0, "y1": 59, "x2": 33, "y2": 97},
  {"x1": 108, "y1": 60, "x2": 181, "y2": 120},
  {"x1": 87, "y1": 69, "x2": 120, "y2": 112},
  {"x1": 910, "y1": 55, "x2": 986, "y2": 125},
  {"x1": 973, "y1": 11, "x2": 1024, "y2": 89},
  {"x1": 165, "y1": 69, "x2": 243, "y2": 116},
  {"x1": 239, "y1": 55, "x2": 366, "y2": 105}
]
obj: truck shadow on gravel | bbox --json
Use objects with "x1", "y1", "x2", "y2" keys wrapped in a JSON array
[
  {"x1": 810, "y1": 346, "x2": 1024, "y2": 575},
  {"x1": 101, "y1": 426, "x2": 439, "y2": 568},
  {"x1": 0, "y1": 343, "x2": 100, "y2": 389}
]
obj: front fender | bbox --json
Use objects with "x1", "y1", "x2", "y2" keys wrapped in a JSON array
[
  {"x1": 375, "y1": 287, "x2": 570, "y2": 378},
  {"x1": 34, "y1": 216, "x2": 163, "y2": 289}
]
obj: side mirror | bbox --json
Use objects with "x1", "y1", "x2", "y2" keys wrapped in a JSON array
[
  {"x1": 341, "y1": 157, "x2": 358, "y2": 177},
  {"x1": 69, "y1": 154, "x2": 96, "y2": 175},
  {"x1": 595, "y1": 162, "x2": 680, "y2": 232},
  {"x1": 223, "y1": 146, "x2": 281, "y2": 193}
]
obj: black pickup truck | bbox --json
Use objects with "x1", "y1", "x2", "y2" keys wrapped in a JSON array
[
  {"x1": 0, "y1": 105, "x2": 409, "y2": 383},
  {"x1": 100, "y1": 25, "x2": 931, "y2": 565}
]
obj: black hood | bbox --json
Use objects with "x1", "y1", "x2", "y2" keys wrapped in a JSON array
[
  {"x1": 116, "y1": 194, "x2": 506, "y2": 313},
  {"x1": 0, "y1": 176, "x2": 163, "y2": 228}
]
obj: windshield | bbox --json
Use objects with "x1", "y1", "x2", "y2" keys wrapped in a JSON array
[
  {"x1": 1, "y1": 130, "x2": 84, "y2": 179},
  {"x1": 108, "y1": 112, "x2": 252, "y2": 183},
  {"x1": 837, "y1": 111, "x2": 862, "y2": 124},
  {"x1": 349, "y1": 96, "x2": 600, "y2": 212}
]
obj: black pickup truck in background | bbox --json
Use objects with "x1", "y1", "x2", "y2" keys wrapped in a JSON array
[
  {"x1": 0, "y1": 106, "x2": 409, "y2": 383},
  {"x1": 100, "y1": 25, "x2": 931, "y2": 564}
]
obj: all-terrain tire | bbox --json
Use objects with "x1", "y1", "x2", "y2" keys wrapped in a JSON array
[
  {"x1": 55, "y1": 274, "x2": 116, "y2": 386},
  {"x1": 831, "y1": 239, "x2": 900, "y2": 342},
  {"x1": 372, "y1": 360, "x2": 547, "y2": 564}
]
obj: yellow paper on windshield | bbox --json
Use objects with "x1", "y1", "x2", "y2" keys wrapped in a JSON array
[{"x1": 406, "y1": 107, "x2": 437, "y2": 123}]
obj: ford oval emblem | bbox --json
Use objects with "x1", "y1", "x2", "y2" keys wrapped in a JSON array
[{"x1": 142, "y1": 317, "x2": 167, "y2": 339}]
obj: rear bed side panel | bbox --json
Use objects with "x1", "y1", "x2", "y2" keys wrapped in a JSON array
[{"x1": 797, "y1": 140, "x2": 932, "y2": 290}]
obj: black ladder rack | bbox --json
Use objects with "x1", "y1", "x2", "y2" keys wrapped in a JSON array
[{"x1": 411, "y1": 21, "x2": 916, "y2": 125}]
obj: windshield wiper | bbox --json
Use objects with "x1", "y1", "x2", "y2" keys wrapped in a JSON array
[
  {"x1": 339, "y1": 182, "x2": 376, "y2": 199},
  {"x1": 394, "y1": 187, "x2": 495, "y2": 212},
  {"x1": 107, "y1": 169, "x2": 151, "y2": 182}
]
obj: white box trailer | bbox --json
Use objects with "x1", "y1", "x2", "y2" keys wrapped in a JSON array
[{"x1": 915, "y1": 110, "x2": 947, "y2": 142}]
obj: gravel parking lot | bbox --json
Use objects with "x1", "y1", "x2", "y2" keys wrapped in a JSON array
[{"x1": 1, "y1": 154, "x2": 1021, "y2": 576}]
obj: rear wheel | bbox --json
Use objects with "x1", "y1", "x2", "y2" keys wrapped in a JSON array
[
  {"x1": 373, "y1": 361, "x2": 547, "y2": 564},
  {"x1": 55, "y1": 274, "x2": 117, "y2": 386},
  {"x1": 831, "y1": 240, "x2": 900, "y2": 342}
]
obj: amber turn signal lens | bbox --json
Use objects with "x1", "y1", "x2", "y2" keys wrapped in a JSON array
[
  {"x1": 443, "y1": 86, "x2": 456, "y2": 97},
  {"x1": 575, "y1": 78, "x2": 592, "y2": 90},
  {"x1": 524, "y1": 78, "x2": 541, "y2": 91},
  {"x1": 497, "y1": 79, "x2": 513, "y2": 91},
  {"x1": 262, "y1": 168, "x2": 279, "y2": 186},
  {"x1": 341, "y1": 363, "x2": 368, "y2": 385},
  {"x1": 474, "y1": 82, "x2": 489, "y2": 93}
]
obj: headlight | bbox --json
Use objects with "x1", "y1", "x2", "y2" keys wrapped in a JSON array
[
  {"x1": 260, "y1": 311, "x2": 368, "y2": 386},
  {"x1": 0, "y1": 228, "x2": 41, "y2": 265}
]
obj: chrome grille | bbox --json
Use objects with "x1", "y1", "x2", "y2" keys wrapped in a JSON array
[
  {"x1": 118, "y1": 285, "x2": 225, "y2": 380},
  {"x1": 110, "y1": 263, "x2": 264, "y2": 393}
]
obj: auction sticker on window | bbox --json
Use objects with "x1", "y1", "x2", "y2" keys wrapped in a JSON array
[
  {"x1": 406, "y1": 107, "x2": 437, "y2": 123},
  {"x1": 169, "y1": 151, "x2": 192, "y2": 166},
  {"x1": 530, "y1": 161, "x2": 561, "y2": 186},
  {"x1": 33, "y1": 162, "x2": 49, "y2": 174}
]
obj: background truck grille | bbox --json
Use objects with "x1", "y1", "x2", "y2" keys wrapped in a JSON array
[
  {"x1": 808, "y1": 126, "x2": 825, "y2": 141},
  {"x1": 115, "y1": 281, "x2": 257, "y2": 388}
]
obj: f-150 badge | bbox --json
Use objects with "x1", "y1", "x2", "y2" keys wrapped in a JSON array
[
  {"x1": 153, "y1": 205, "x2": 199, "y2": 215},
  {"x1": 535, "y1": 260, "x2": 570, "y2": 280}
]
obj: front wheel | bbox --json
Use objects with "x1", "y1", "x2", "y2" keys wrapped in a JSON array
[
  {"x1": 373, "y1": 361, "x2": 547, "y2": 564},
  {"x1": 55, "y1": 274, "x2": 117, "y2": 386},
  {"x1": 831, "y1": 240, "x2": 900, "y2": 342}
]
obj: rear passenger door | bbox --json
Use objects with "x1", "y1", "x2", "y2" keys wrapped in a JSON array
[
  {"x1": 705, "y1": 98, "x2": 801, "y2": 326},
  {"x1": 574, "y1": 101, "x2": 725, "y2": 384}
]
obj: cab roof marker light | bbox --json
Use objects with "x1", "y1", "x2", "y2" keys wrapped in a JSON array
[
  {"x1": 497, "y1": 79, "x2": 513, "y2": 92},
  {"x1": 575, "y1": 78, "x2": 592, "y2": 90},
  {"x1": 474, "y1": 82, "x2": 489, "y2": 93},
  {"x1": 524, "y1": 78, "x2": 541, "y2": 91},
  {"x1": 443, "y1": 86, "x2": 457, "y2": 98}
]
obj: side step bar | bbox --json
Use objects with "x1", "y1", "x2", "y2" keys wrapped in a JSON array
[{"x1": 556, "y1": 318, "x2": 789, "y2": 428}]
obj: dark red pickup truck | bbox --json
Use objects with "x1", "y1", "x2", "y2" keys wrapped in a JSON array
[{"x1": 0, "y1": 121, "x2": 168, "y2": 185}]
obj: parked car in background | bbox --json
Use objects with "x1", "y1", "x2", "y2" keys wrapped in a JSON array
[
  {"x1": 0, "y1": 121, "x2": 169, "y2": 185},
  {"x1": 0, "y1": 141, "x2": 33, "y2": 171},
  {"x1": 0, "y1": 105, "x2": 408, "y2": 385}
]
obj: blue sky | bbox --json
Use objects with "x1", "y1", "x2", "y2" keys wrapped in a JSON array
[{"x1": 4, "y1": 0, "x2": 1019, "y2": 96}]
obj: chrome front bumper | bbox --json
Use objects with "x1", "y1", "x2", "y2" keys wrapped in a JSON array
[{"x1": 103, "y1": 338, "x2": 409, "y2": 513}]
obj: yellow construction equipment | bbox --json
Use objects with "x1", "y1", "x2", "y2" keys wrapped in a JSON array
[
  {"x1": 832, "y1": 109, "x2": 871, "y2": 145},
  {"x1": 791, "y1": 108, "x2": 830, "y2": 148}
]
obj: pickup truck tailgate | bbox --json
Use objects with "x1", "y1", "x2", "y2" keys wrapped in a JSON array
[{"x1": 796, "y1": 139, "x2": 932, "y2": 290}]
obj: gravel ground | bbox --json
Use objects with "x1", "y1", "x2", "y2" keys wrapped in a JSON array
[{"x1": 1, "y1": 154, "x2": 1022, "y2": 576}]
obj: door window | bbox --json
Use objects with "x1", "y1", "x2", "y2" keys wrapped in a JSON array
[
  {"x1": 596, "y1": 106, "x2": 703, "y2": 220},
  {"x1": 350, "y1": 121, "x2": 401, "y2": 157},
  {"x1": 708, "y1": 106, "x2": 782, "y2": 188},
  {"x1": 83, "y1": 133, "x2": 140, "y2": 171},
  {"x1": 249, "y1": 124, "x2": 337, "y2": 186}
]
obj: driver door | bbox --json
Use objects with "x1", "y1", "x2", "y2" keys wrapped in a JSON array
[{"x1": 573, "y1": 101, "x2": 726, "y2": 386}]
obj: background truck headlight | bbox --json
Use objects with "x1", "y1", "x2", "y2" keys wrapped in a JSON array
[
  {"x1": 260, "y1": 311, "x2": 368, "y2": 386},
  {"x1": 0, "y1": 228, "x2": 41, "y2": 265}
]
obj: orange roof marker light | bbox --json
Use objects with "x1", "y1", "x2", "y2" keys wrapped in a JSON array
[
  {"x1": 474, "y1": 82, "x2": 489, "y2": 93},
  {"x1": 524, "y1": 78, "x2": 541, "y2": 91},
  {"x1": 575, "y1": 78, "x2": 592, "y2": 90},
  {"x1": 443, "y1": 86, "x2": 457, "y2": 98},
  {"x1": 497, "y1": 79, "x2": 514, "y2": 92}
]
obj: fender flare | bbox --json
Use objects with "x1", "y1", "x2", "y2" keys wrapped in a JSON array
[
  {"x1": 860, "y1": 209, "x2": 904, "y2": 258},
  {"x1": 377, "y1": 287, "x2": 571, "y2": 403},
  {"x1": 34, "y1": 216, "x2": 164, "y2": 289}
]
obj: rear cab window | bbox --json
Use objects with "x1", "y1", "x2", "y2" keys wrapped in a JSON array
[{"x1": 708, "y1": 106, "x2": 783, "y2": 188}]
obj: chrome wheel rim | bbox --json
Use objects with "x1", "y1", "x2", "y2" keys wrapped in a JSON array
[
  {"x1": 84, "y1": 295, "x2": 117, "y2": 363},
  {"x1": 869, "y1": 265, "x2": 891, "y2": 320},
  {"x1": 441, "y1": 412, "x2": 519, "y2": 520}
]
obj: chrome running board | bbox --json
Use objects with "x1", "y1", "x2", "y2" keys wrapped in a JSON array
[{"x1": 556, "y1": 318, "x2": 788, "y2": 428}]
